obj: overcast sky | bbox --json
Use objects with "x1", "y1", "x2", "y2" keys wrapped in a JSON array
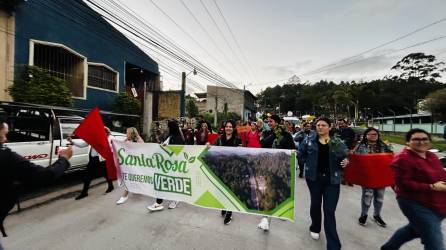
[{"x1": 90, "y1": 0, "x2": 446, "y2": 94}]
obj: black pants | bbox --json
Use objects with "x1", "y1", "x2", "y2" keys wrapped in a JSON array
[
  {"x1": 306, "y1": 175, "x2": 341, "y2": 250},
  {"x1": 80, "y1": 156, "x2": 113, "y2": 194}
]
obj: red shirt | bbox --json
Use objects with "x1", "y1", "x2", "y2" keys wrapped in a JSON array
[
  {"x1": 392, "y1": 148, "x2": 446, "y2": 216},
  {"x1": 246, "y1": 131, "x2": 261, "y2": 148}
]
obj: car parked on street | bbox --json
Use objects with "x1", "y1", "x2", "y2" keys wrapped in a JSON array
[{"x1": 0, "y1": 102, "x2": 126, "y2": 172}]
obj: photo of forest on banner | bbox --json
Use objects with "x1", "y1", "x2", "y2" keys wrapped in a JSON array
[{"x1": 112, "y1": 141, "x2": 296, "y2": 220}]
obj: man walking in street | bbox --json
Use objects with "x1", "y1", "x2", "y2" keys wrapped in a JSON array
[{"x1": 0, "y1": 120, "x2": 73, "y2": 248}]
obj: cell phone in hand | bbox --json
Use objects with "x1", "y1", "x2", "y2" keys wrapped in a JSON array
[{"x1": 55, "y1": 146, "x2": 68, "y2": 155}]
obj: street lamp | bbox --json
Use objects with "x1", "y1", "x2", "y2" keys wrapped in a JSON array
[
  {"x1": 388, "y1": 109, "x2": 396, "y2": 134},
  {"x1": 403, "y1": 106, "x2": 413, "y2": 130},
  {"x1": 181, "y1": 68, "x2": 197, "y2": 118}
]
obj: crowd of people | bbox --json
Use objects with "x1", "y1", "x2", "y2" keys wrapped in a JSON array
[{"x1": 1, "y1": 114, "x2": 445, "y2": 250}]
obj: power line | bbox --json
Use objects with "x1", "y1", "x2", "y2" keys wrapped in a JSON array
[
  {"x1": 306, "y1": 16, "x2": 446, "y2": 75},
  {"x1": 212, "y1": 0, "x2": 258, "y2": 82},
  {"x1": 178, "y1": 0, "x2": 246, "y2": 82},
  {"x1": 198, "y1": 0, "x2": 251, "y2": 85},
  {"x1": 147, "y1": 0, "x2": 239, "y2": 87},
  {"x1": 85, "y1": 0, "x2": 238, "y2": 90},
  {"x1": 304, "y1": 35, "x2": 446, "y2": 76},
  {"x1": 95, "y1": 0, "x2": 248, "y2": 97}
]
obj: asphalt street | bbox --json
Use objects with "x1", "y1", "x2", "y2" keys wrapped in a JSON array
[{"x1": 2, "y1": 144, "x2": 445, "y2": 250}]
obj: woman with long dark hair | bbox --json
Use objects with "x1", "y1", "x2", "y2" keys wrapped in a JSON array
[
  {"x1": 354, "y1": 127, "x2": 392, "y2": 227},
  {"x1": 214, "y1": 120, "x2": 241, "y2": 225},
  {"x1": 147, "y1": 120, "x2": 185, "y2": 211},
  {"x1": 298, "y1": 117, "x2": 348, "y2": 250}
]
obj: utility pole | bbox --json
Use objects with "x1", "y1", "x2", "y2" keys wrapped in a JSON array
[
  {"x1": 180, "y1": 72, "x2": 186, "y2": 118},
  {"x1": 214, "y1": 95, "x2": 218, "y2": 128}
]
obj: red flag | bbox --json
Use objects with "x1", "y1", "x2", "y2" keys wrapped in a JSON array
[
  {"x1": 344, "y1": 153, "x2": 394, "y2": 188},
  {"x1": 73, "y1": 107, "x2": 117, "y2": 180},
  {"x1": 207, "y1": 133, "x2": 220, "y2": 145}
]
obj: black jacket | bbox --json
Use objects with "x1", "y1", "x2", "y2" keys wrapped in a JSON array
[
  {"x1": 0, "y1": 144, "x2": 70, "y2": 237},
  {"x1": 260, "y1": 127, "x2": 295, "y2": 150}
]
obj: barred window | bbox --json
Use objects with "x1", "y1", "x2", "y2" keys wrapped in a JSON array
[
  {"x1": 33, "y1": 42, "x2": 85, "y2": 98},
  {"x1": 88, "y1": 64, "x2": 118, "y2": 91}
]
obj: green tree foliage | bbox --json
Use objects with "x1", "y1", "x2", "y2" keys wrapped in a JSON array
[
  {"x1": 256, "y1": 54, "x2": 445, "y2": 120},
  {"x1": 202, "y1": 150, "x2": 291, "y2": 210},
  {"x1": 186, "y1": 96, "x2": 199, "y2": 118},
  {"x1": 421, "y1": 88, "x2": 446, "y2": 121},
  {"x1": 9, "y1": 65, "x2": 73, "y2": 107},
  {"x1": 391, "y1": 52, "x2": 446, "y2": 81},
  {"x1": 112, "y1": 93, "x2": 141, "y2": 114}
]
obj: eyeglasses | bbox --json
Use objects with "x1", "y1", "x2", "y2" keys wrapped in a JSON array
[{"x1": 410, "y1": 137, "x2": 430, "y2": 142}]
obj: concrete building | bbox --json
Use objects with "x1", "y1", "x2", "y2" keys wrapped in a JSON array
[
  {"x1": 372, "y1": 113, "x2": 445, "y2": 135},
  {"x1": 0, "y1": 0, "x2": 162, "y2": 134},
  {"x1": 195, "y1": 85, "x2": 257, "y2": 121}
]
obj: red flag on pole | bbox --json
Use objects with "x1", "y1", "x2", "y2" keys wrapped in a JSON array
[
  {"x1": 344, "y1": 153, "x2": 394, "y2": 188},
  {"x1": 73, "y1": 107, "x2": 117, "y2": 180}
]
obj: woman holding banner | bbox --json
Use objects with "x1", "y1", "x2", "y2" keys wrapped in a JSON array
[
  {"x1": 298, "y1": 118, "x2": 348, "y2": 250},
  {"x1": 354, "y1": 128, "x2": 392, "y2": 227},
  {"x1": 214, "y1": 120, "x2": 241, "y2": 225},
  {"x1": 116, "y1": 127, "x2": 144, "y2": 205},
  {"x1": 381, "y1": 129, "x2": 446, "y2": 250},
  {"x1": 147, "y1": 120, "x2": 185, "y2": 211}
]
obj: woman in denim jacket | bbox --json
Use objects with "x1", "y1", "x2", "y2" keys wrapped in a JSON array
[
  {"x1": 298, "y1": 118, "x2": 348, "y2": 250},
  {"x1": 354, "y1": 128, "x2": 392, "y2": 228}
]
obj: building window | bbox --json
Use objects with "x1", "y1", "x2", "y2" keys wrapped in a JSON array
[
  {"x1": 88, "y1": 64, "x2": 118, "y2": 91},
  {"x1": 31, "y1": 40, "x2": 86, "y2": 99}
]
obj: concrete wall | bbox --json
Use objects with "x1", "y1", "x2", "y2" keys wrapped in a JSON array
[
  {"x1": 0, "y1": 10, "x2": 14, "y2": 101},
  {"x1": 143, "y1": 92, "x2": 153, "y2": 137},
  {"x1": 195, "y1": 99, "x2": 207, "y2": 113},
  {"x1": 206, "y1": 85, "x2": 244, "y2": 117},
  {"x1": 158, "y1": 91, "x2": 181, "y2": 119}
]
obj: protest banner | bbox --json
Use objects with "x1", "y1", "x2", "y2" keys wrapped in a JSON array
[
  {"x1": 344, "y1": 153, "x2": 394, "y2": 188},
  {"x1": 112, "y1": 141, "x2": 295, "y2": 220}
]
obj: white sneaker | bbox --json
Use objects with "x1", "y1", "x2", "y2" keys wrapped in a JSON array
[
  {"x1": 116, "y1": 195, "x2": 128, "y2": 205},
  {"x1": 147, "y1": 203, "x2": 164, "y2": 211},
  {"x1": 257, "y1": 217, "x2": 270, "y2": 231},
  {"x1": 310, "y1": 231, "x2": 320, "y2": 240},
  {"x1": 168, "y1": 201, "x2": 179, "y2": 209}
]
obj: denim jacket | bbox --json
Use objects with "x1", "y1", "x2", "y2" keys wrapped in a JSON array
[
  {"x1": 298, "y1": 135, "x2": 348, "y2": 184},
  {"x1": 354, "y1": 141, "x2": 392, "y2": 155}
]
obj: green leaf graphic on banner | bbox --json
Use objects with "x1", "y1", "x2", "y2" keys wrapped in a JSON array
[
  {"x1": 166, "y1": 145, "x2": 184, "y2": 155},
  {"x1": 188, "y1": 156, "x2": 196, "y2": 163},
  {"x1": 195, "y1": 191, "x2": 225, "y2": 209}
]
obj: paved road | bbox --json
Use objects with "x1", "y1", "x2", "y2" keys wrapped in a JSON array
[{"x1": 3, "y1": 174, "x2": 445, "y2": 250}]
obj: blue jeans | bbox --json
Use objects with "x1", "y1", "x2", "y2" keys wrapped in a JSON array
[
  {"x1": 307, "y1": 174, "x2": 341, "y2": 250},
  {"x1": 361, "y1": 187, "x2": 385, "y2": 217},
  {"x1": 381, "y1": 198, "x2": 445, "y2": 250}
]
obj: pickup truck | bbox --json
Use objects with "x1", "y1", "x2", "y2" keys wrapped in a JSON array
[{"x1": 0, "y1": 102, "x2": 126, "y2": 172}]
